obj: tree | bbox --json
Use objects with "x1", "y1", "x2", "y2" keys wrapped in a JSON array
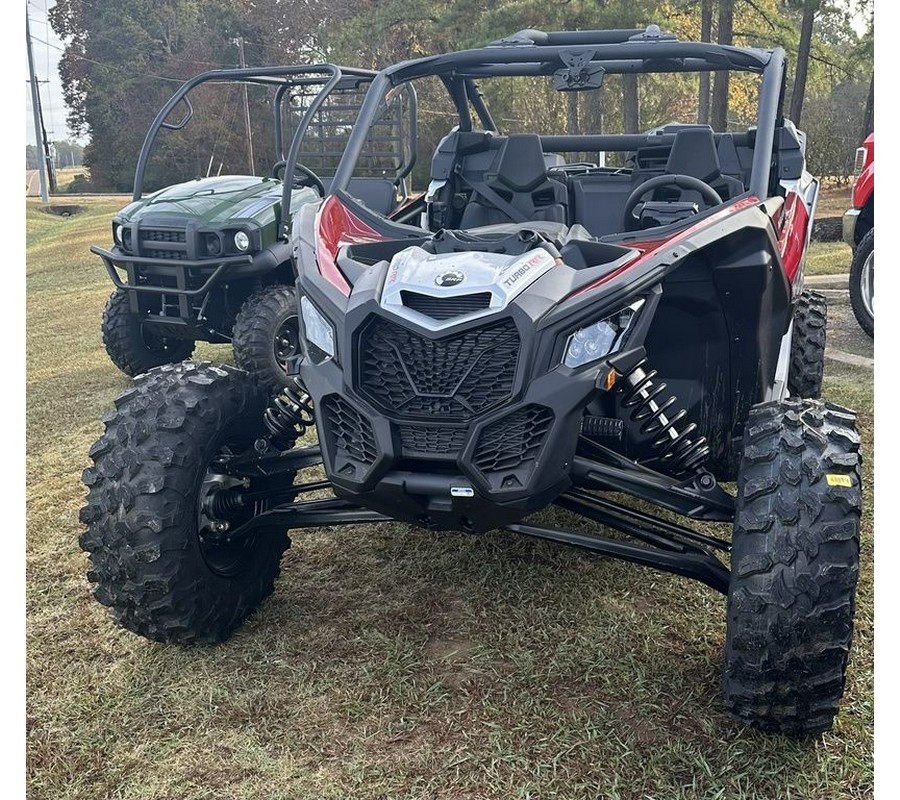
[
  {"x1": 711, "y1": 0, "x2": 734, "y2": 130},
  {"x1": 698, "y1": 0, "x2": 713, "y2": 125},
  {"x1": 788, "y1": 0, "x2": 821, "y2": 125}
]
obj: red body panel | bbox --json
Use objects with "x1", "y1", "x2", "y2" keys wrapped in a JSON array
[
  {"x1": 852, "y1": 133, "x2": 874, "y2": 209},
  {"x1": 315, "y1": 194, "x2": 385, "y2": 296},
  {"x1": 776, "y1": 192, "x2": 810, "y2": 284}
]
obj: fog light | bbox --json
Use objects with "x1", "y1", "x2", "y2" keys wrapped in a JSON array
[{"x1": 234, "y1": 231, "x2": 250, "y2": 252}]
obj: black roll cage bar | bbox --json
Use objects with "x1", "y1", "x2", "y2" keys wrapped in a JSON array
[
  {"x1": 330, "y1": 26, "x2": 787, "y2": 201},
  {"x1": 131, "y1": 63, "x2": 380, "y2": 202}
]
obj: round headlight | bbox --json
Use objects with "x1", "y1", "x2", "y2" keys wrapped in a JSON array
[
  {"x1": 234, "y1": 231, "x2": 250, "y2": 252},
  {"x1": 114, "y1": 224, "x2": 124, "y2": 244}
]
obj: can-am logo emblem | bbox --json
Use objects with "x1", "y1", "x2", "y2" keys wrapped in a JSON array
[{"x1": 435, "y1": 270, "x2": 464, "y2": 287}]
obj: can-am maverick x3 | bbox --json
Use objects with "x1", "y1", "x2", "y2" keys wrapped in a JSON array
[{"x1": 81, "y1": 28, "x2": 860, "y2": 736}]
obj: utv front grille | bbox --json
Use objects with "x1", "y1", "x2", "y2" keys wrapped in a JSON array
[
  {"x1": 473, "y1": 405, "x2": 554, "y2": 488},
  {"x1": 320, "y1": 395, "x2": 378, "y2": 465},
  {"x1": 400, "y1": 291, "x2": 492, "y2": 321},
  {"x1": 139, "y1": 227, "x2": 188, "y2": 260},
  {"x1": 358, "y1": 317, "x2": 520, "y2": 419},
  {"x1": 398, "y1": 425, "x2": 468, "y2": 456}
]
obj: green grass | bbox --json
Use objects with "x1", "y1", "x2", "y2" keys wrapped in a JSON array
[
  {"x1": 807, "y1": 241, "x2": 853, "y2": 276},
  {"x1": 26, "y1": 199, "x2": 874, "y2": 799}
]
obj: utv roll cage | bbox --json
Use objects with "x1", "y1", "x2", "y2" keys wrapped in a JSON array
[
  {"x1": 330, "y1": 26, "x2": 787, "y2": 203},
  {"x1": 132, "y1": 64, "x2": 381, "y2": 201}
]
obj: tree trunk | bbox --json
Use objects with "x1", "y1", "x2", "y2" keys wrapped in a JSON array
[
  {"x1": 860, "y1": 73, "x2": 874, "y2": 140},
  {"x1": 698, "y1": 0, "x2": 713, "y2": 124},
  {"x1": 711, "y1": 0, "x2": 733, "y2": 131},
  {"x1": 623, "y1": 73, "x2": 640, "y2": 133},
  {"x1": 789, "y1": 2, "x2": 818, "y2": 125},
  {"x1": 567, "y1": 90, "x2": 579, "y2": 135}
]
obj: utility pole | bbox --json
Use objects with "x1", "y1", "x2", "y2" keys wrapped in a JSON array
[
  {"x1": 233, "y1": 36, "x2": 255, "y2": 175},
  {"x1": 26, "y1": 12, "x2": 49, "y2": 202}
]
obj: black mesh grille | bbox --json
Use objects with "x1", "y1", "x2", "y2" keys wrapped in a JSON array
[
  {"x1": 141, "y1": 229, "x2": 186, "y2": 243},
  {"x1": 321, "y1": 396, "x2": 378, "y2": 465},
  {"x1": 144, "y1": 249, "x2": 186, "y2": 260},
  {"x1": 398, "y1": 425, "x2": 467, "y2": 455},
  {"x1": 140, "y1": 228, "x2": 188, "y2": 260},
  {"x1": 400, "y1": 291, "x2": 492, "y2": 321},
  {"x1": 473, "y1": 405, "x2": 554, "y2": 477},
  {"x1": 358, "y1": 317, "x2": 520, "y2": 419}
]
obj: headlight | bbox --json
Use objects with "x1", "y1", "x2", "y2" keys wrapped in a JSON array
[
  {"x1": 563, "y1": 299, "x2": 644, "y2": 368},
  {"x1": 300, "y1": 296, "x2": 335, "y2": 363},
  {"x1": 854, "y1": 146, "x2": 867, "y2": 176},
  {"x1": 113, "y1": 224, "x2": 124, "y2": 244},
  {"x1": 234, "y1": 231, "x2": 250, "y2": 252}
]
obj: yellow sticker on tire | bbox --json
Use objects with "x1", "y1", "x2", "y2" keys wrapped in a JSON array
[{"x1": 826, "y1": 474, "x2": 852, "y2": 487}]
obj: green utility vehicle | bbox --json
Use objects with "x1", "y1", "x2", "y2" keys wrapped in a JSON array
[{"x1": 92, "y1": 64, "x2": 416, "y2": 392}]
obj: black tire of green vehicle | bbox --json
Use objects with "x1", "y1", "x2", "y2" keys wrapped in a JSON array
[
  {"x1": 849, "y1": 228, "x2": 874, "y2": 337},
  {"x1": 722, "y1": 399, "x2": 861, "y2": 735},
  {"x1": 788, "y1": 289, "x2": 827, "y2": 399},
  {"x1": 101, "y1": 288, "x2": 195, "y2": 377},
  {"x1": 79, "y1": 361, "x2": 292, "y2": 644},
  {"x1": 232, "y1": 284, "x2": 299, "y2": 395}
]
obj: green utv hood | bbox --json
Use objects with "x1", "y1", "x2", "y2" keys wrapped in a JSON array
[{"x1": 118, "y1": 175, "x2": 320, "y2": 228}]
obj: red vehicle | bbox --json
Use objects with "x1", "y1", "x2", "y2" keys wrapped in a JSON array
[
  {"x1": 844, "y1": 133, "x2": 874, "y2": 336},
  {"x1": 81, "y1": 27, "x2": 862, "y2": 735}
]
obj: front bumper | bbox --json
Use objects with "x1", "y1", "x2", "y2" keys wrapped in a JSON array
[
  {"x1": 299, "y1": 306, "x2": 604, "y2": 533},
  {"x1": 843, "y1": 208, "x2": 860, "y2": 247}
]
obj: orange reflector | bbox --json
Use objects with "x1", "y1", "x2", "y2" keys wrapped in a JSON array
[{"x1": 605, "y1": 370, "x2": 617, "y2": 391}]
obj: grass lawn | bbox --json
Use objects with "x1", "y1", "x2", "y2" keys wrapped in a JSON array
[{"x1": 26, "y1": 198, "x2": 873, "y2": 799}]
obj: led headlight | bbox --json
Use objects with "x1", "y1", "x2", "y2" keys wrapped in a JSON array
[
  {"x1": 234, "y1": 231, "x2": 250, "y2": 252},
  {"x1": 300, "y1": 295, "x2": 335, "y2": 363},
  {"x1": 113, "y1": 224, "x2": 124, "y2": 245},
  {"x1": 563, "y1": 299, "x2": 644, "y2": 368}
]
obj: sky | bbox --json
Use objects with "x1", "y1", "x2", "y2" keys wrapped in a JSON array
[{"x1": 25, "y1": 0, "x2": 72, "y2": 146}]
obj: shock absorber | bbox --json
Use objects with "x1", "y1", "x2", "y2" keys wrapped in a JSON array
[
  {"x1": 618, "y1": 356, "x2": 710, "y2": 476},
  {"x1": 264, "y1": 377, "x2": 315, "y2": 450}
]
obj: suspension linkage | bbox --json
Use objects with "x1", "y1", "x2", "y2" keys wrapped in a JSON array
[{"x1": 212, "y1": 444, "x2": 324, "y2": 479}]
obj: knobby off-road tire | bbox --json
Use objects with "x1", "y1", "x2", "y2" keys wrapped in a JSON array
[
  {"x1": 80, "y1": 361, "x2": 293, "y2": 644},
  {"x1": 849, "y1": 228, "x2": 874, "y2": 338},
  {"x1": 101, "y1": 288, "x2": 195, "y2": 377},
  {"x1": 723, "y1": 399, "x2": 862, "y2": 735},
  {"x1": 787, "y1": 290, "x2": 827, "y2": 400},
  {"x1": 232, "y1": 284, "x2": 300, "y2": 395}
]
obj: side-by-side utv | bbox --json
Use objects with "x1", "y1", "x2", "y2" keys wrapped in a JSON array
[
  {"x1": 81, "y1": 27, "x2": 860, "y2": 736},
  {"x1": 91, "y1": 64, "x2": 416, "y2": 392}
]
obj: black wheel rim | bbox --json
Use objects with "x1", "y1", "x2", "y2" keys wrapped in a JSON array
[
  {"x1": 274, "y1": 315, "x2": 300, "y2": 370},
  {"x1": 196, "y1": 446, "x2": 264, "y2": 577}
]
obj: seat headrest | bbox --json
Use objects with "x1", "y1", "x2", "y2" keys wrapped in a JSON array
[
  {"x1": 665, "y1": 127, "x2": 722, "y2": 183},
  {"x1": 495, "y1": 134, "x2": 549, "y2": 192}
]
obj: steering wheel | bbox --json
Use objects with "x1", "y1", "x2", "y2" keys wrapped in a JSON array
[
  {"x1": 622, "y1": 174, "x2": 723, "y2": 231},
  {"x1": 271, "y1": 160, "x2": 326, "y2": 195}
]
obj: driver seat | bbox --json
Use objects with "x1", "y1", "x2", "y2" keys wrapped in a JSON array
[
  {"x1": 663, "y1": 128, "x2": 744, "y2": 202},
  {"x1": 460, "y1": 134, "x2": 568, "y2": 227}
]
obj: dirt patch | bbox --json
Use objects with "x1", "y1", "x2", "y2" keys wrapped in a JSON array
[
  {"x1": 812, "y1": 216, "x2": 843, "y2": 242},
  {"x1": 39, "y1": 204, "x2": 86, "y2": 217}
]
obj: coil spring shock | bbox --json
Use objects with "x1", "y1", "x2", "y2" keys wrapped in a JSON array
[
  {"x1": 263, "y1": 377, "x2": 315, "y2": 449},
  {"x1": 619, "y1": 357, "x2": 710, "y2": 476}
]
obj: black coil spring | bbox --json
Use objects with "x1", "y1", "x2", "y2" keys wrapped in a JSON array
[
  {"x1": 619, "y1": 357, "x2": 710, "y2": 476},
  {"x1": 264, "y1": 377, "x2": 315, "y2": 449}
]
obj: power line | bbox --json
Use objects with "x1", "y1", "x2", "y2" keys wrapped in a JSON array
[{"x1": 27, "y1": 26, "x2": 185, "y2": 83}]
